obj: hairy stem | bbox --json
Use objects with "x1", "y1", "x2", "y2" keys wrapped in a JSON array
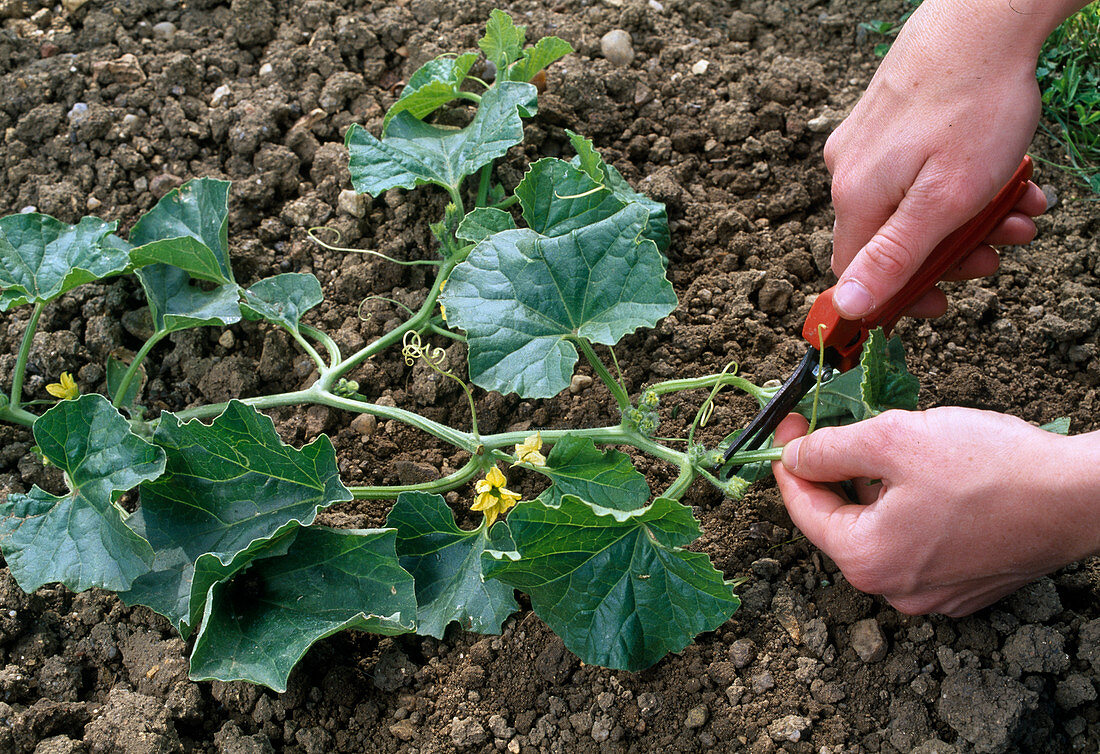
[
  {"x1": 300, "y1": 324, "x2": 342, "y2": 366},
  {"x1": 349, "y1": 458, "x2": 486, "y2": 499},
  {"x1": 9, "y1": 302, "x2": 44, "y2": 411},
  {"x1": 661, "y1": 465, "x2": 696, "y2": 500},
  {"x1": 648, "y1": 371, "x2": 769, "y2": 403},
  {"x1": 575, "y1": 339, "x2": 630, "y2": 411},
  {"x1": 112, "y1": 332, "x2": 166, "y2": 409}
]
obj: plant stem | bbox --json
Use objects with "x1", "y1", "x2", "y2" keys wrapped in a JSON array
[
  {"x1": 476, "y1": 162, "x2": 493, "y2": 207},
  {"x1": 300, "y1": 324, "x2": 342, "y2": 366},
  {"x1": 648, "y1": 371, "x2": 769, "y2": 403},
  {"x1": 487, "y1": 195, "x2": 519, "y2": 211},
  {"x1": 313, "y1": 390, "x2": 478, "y2": 451},
  {"x1": 661, "y1": 464, "x2": 696, "y2": 500},
  {"x1": 0, "y1": 404, "x2": 38, "y2": 427},
  {"x1": 726, "y1": 446, "x2": 783, "y2": 465},
  {"x1": 9, "y1": 302, "x2": 44, "y2": 411},
  {"x1": 112, "y1": 332, "x2": 165, "y2": 409},
  {"x1": 575, "y1": 339, "x2": 630, "y2": 411},
  {"x1": 349, "y1": 458, "x2": 485, "y2": 499},
  {"x1": 428, "y1": 322, "x2": 465, "y2": 341},
  {"x1": 289, "y1": 328, "x2": 327, "y2": 371}
]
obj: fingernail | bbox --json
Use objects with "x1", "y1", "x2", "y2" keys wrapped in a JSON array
[
  {"x1": 833, "y1": 279, "x2": 872, "y2": 319},
  {"x1": 780, "y1": 438, "x2": 801, "y2": 470}
]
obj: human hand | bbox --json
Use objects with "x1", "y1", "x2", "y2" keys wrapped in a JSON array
[
  {"x1": 771, "y1": 408, "x2": 1100, "y2": 616},
  {"x1": 824, "y1": 0, "x2": 1053, "y2": 320}
]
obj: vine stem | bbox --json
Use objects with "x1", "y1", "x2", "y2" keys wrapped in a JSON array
[
  {"x1": 299, "y1": 324, "x2": 341, "y2": 366},
  {"x1": 660, "y1": 465, "x2": 696, "y2": 500},
  {"x1": 575, "y1": 339, "x2": 630, "y2": 411},
  {"x1": 112, "y1": 332, "x2": 165, "y2": 409},
  {"x1": 648, "y1": 371, "x2": 769, "y2": 403},
  {"x1": 289, "y1": 328, "x2": 327, "y2": 371},
  {"x1": 476, "y1": 162, "x2": 493, "y2": 207},
  {"x1": 9, "y1": 301, "x2": 44, "y2": 411},
  {"x1": 349, "y1": 458, "x2": 485, "y2": 499}
]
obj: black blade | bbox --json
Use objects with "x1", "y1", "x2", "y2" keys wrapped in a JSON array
[{"x1": 721, "y1": 348, "x2": 823, "y2": 466}]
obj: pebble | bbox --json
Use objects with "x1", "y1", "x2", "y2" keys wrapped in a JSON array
[
  {"x1": 338, "y1": 189, "x2": 367, "y2": 218},
  {"x1": 87, "y1": 196, "x2": 102, "y2": 211},
  {"x1": 152, "y1": 21, "x2": 176, "y2": 39},
  {"x1": 569, "y1": 374, "x2": 593, "y2": 394},
  {"x1": 19, "y1": 205, "x2": 35, "y2": 214},
  {"x1": 1040, "y1": 183, "x2": 1058, "y2": 209},
  {"x1": 728, "y1": 638, "x2": 756, "y2": 668},
  {"x1": 684, "y1": 704, "x2": 708, "y2": 729},
  {"x1": 768, "y1": 715, "x2": 811, "y2": 743},
  {"x1": 636, "y1": 691, "x2": 660, "y2": 718},
  {"x1": 259, "y1": 62, "x2": 274, "y2": 77},
  {"x1": 211, "y1": 84, "x2": 232, "y2": 107},
  {"x1": 807, "y1": 108, "x2": 844, "y2": 133},
  {"x1": 751, "y1": 671, "x2": 774, "y2": 693},
  {"x1": 218, "y1": 330, "x2": 235, "y2": 349},
  {"x1": 134, "y1": 176, "x2": 149, "y2": 194},
  {"x1": 850, "y1": 618, "x2": 888, "y2": 662},
  {"x1": 350, "y1": 414, "x2": 377, "y2": 437},
  {"x1": 691, "y1": 59, "x2": 709, "y2": 75},
  {"x1": 648, "y1": 0, "x2": 664, "y2": 10},
  {"x1": 67, "y1": 102, "x2": 89, "y2": 125},
  {"x1": 600, "y1": 29, "x2": 635, "y2": 66}
]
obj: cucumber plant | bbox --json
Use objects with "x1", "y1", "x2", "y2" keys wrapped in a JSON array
[{"x1": 0, "y1": 11, "x2": 919, "y2": 691}]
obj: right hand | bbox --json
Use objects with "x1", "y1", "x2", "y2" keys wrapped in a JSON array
[{"x1": 824, "y1": 0, "x2": 1050, "y2": 320}]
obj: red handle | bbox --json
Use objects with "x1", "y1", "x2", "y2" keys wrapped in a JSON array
[{"x1": 803, "y1": 155, "x2": 1034, "y2": 370}]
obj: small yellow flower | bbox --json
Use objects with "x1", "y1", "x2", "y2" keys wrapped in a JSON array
[
  {"x1": 45, "y1": 372, "x2": 79, "y2": 400},
  {"x1": 513, "y1": 432, "x2": 546, "y2": 467},
  {"x1": 471, "y1": 465, "x2": 521, "y2": 526},
  {"x1": 439, "y1": 279, "x2": 448, "y2": 322}
]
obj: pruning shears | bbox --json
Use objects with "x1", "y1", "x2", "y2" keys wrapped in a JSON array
[{"x1": 721, "y1": 155, "x2": 1035, "y2": 470}]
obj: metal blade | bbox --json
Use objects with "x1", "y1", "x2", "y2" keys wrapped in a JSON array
[{"x1": 721, "y1": 347, "x2": 824, "y2": 466}]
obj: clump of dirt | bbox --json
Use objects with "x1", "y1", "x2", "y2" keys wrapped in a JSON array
[{"x1": 0, "y1": 0, "x2": 1097, "y2": 752}]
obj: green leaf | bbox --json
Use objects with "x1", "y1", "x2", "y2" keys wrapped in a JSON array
[
  {"x1": 456, "y1": 207, "x2": 517, "y2": 242},
  {"x1": 516, "y1": 158, "x2": 625, "y2": 238},
  {"x1": 136, "y1": 264, "x2": 241, "y2": 335},
  {"x1": 0, "y1": 214, "x2": 123, "y2": 311},
  {"x1": 565, "y1": 129, "x2": 606, "y2": 184},
  {"x1": 0, "y1": 394, "x2": 162, "y2": 592},
  {"x1": 240, "y1": 273, "x2": 323, "y2": 335},
  {"x1": 1039, "y1": 417, "x2": 1071, "y2": 434},
  {"x1": 440, "y1": 203, "x2": 677, "y2": 398},
  {"x1": 386, "y1": 491, "x2": 519, "y2": 638},
  {"x1": 860, "y1": 328, "x2": 920, "y2": 414},
  {"x1": 479, "y1": 9, "x2": 525, "y2": 70},
  {"x1": 346, "y1": 81, "x2": 536, "y2": 195},
  {"x1": 189, "y1": 527, "x2": 416, "y2": 692},
  {"x1": 483, "y1": 496, "x2": 739, "y2": 671},
  {"x1": 119, "y1": 401, "x2": 352, "y2": 634},
  {"x1": 537, "y1": 435, "x2": 649, "y2": 511},
  {"x1": 128, "y1": 179, "x2": 235, "y2": 285},
  {"x1": 106, "y1": 354, "x2": 145, "y2": 408},
  {"x1": 385, "y1": 52, "x2": 480, "y2": 130},
  {"x1": 507, "y1": 36, "x2": 573, "y2": 82},
  {"x1": 602, "y1": 163, "x2": 671, "y2": 253}
]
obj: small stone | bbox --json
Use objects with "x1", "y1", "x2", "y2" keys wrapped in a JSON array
[
  {"x1": 149, "y1": 173, "x2": 183, "y2": 198},
  {"x1": 67, "y1": 102, "x2": 89, "y2": 124},
  {"x1": 350, "y1": 414, "x2": 377, "y2": 437},
  {"x1": 807, "y1": 108, "x2": 844, "y2": 133},
  {"x1": 600, "y1": 29, "x2": 634, "y2": 66},
  {"x1": 87, "y1": 196, "x2": 102, "y2": 211},
  {"x1": 218, "y1": 330, "x2": 235, "y2": 349},
  {"x1": 19, "y1": 205, "x2": 35, "y2": 214},
  {"x1": 648, "y1": 0, "x2": 664, "y2": 11},
  {"x1": 684, "y1": 704, "x2": 708, "y2": 729},
  {"x1": 450, "y1": 717, "x2": 488, "y2": 749},
  {"x1": 768, "y1": 714, "x2": 810, "y2": 743},
  {"x1": 507, "y1": 739, "x2": 521, "y2": 754},
  {"x1": 850, "y1": 618, "x2": 887, "y2": 662},
  {"x1": 728, "y1": 638, "x2": 756, "y2": 668},
  {"x1": 750, "y1": 671, "x2": 774, "y2": 693},
  {"x1": 152, "y1": 21, "x2": 176, "y2": 39},
  {"x1": 636, "y1": 691, "x2": 660, "y2": 718},
  {"x1": 591, "y1": 715, "x2": 612, "y2": 742},
  {"x1": 691, "y1": 59, "x2": 709, "y2": 75},
  {"x1": 259, "y1": 62, "x2": 274, "y2": 77},
  {"x1": 569, "y1": 374, "x2": 593, "y2": 394},
  {"x1": 389, "y1": 720, "x2": 416, "y2": 741},
  {"x1": 1041, "y1": 183, "x2": 1058, "y2": 209},
  {"x1": 211, "y1": 84, "x2": 232, "y2": 107},
  {"x1": 134, "y1": 176, "x2": 149, "y2": 194},
  {"x1": 338, "y1": 189, "x2": 367, "y2": 218},
  {"x1": 39, "y1": 42, "x2": 59, "y2": 58}
]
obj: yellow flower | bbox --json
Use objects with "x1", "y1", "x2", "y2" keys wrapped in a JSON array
[
  {"x1": 513, "y1": 432, "x2": 546, "y2": 467},
  {"x1": 439, "y1": 279, "x2": 447, "y2": 322},
  {"x1": 45, "y1": 372, "x2": 79, "y2": 400},
  {"x1": 471, "y1": 465, "x2": 521, "y2": 526}
]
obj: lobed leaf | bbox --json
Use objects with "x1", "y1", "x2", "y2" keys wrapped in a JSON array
[
  {"x1": 346, "y1": 81, "x2": 536, "y2": 195},
  {"x1": 507, "y1": 36, "x2": 574, "y2": 82},
  {"x1": 456, "y1": 207, "x2": 517, "y2": 243},
  {"x1": 128, "y1": 179, "x2": 235, "y2": 285},
  {"x1": 0, "y1": 214, "x2": 123, "y2": 311},
  {"x1": 387, "y1": 491, "x2": 519, "y2": 638},
  {"x1": 385, "y1": 52, "x2": 480, "y2": 130},
  {"x1": 119, "y1": 401, "x2": 352, "y2": 635},
  {"x1": 240, "y1": 272, "x2": 324, "y2": 335},
  {"x1": 0, "y1": 394, "x2": 163, "y2": 592},
  {"x1": 536, "y1": 435, "x2": 649, "y2": 511},
  {"x1": 136, "y1": 264, "x2": 241, "y2": 336},
  {"x1": 860, "y1": 328, "x2": 920, "y2": 414},
  {"x1": 479, "y1": 9, "x2": 526, "y2": 70},
  {"x1": 189, "y1": 527, "x2": 415, "y2": 692},
  {"x1": 483, "y1": 495, "x2": 739, "y2": 671},
  {"x1": 516, "y1": 158, "x2": 625, "y2": 238},
  {"x1": 440, "y1": 203, "x2": 676, "y2": 398}
]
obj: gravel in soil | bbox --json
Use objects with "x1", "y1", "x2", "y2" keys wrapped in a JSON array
[{"x1": 0, "y1": 0, "x2": 1098, "y2": 752}]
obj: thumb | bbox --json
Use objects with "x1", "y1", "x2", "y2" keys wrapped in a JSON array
[
  {"x1": 831, "y1": 169, "x2": 992, "y2": 319},
  {"x1": 780, "y1": 418, "x2": 899, "y2": 483}
]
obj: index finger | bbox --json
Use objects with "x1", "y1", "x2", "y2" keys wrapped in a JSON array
[{"x1": 772, "y1": 414, "x2": 868, "y2": 559}]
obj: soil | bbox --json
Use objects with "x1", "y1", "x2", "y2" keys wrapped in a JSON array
[{"x1": 0, "y1": 0, "x2": 1098, "y2": 752}]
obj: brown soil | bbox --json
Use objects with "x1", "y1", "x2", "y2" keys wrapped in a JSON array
[{"x1": 0, "y1": 0, "x2": 1098, "y2": 752}]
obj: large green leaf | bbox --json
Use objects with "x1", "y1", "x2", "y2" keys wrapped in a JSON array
[
  {"x1": 120, "y1": 401, "x2": 352, "y2": 634},
  {"x1": 386, "y1": 492, "x2": 518, "y2": 638},
  {"x1": 0, "y1": 394, "x2": 162, "y2": 592},
  {"x1": 384, "y1": 52, "x2": 480, "y2": 130},
  {"x1": 440, "y1": 203, "x2": 677, "y2": 398},
  {"x1": 536, "y1": 435, "x2": 649, "y2": 510},
  {"x1": 128, "y1": 179, "x2": 235, "y2": 285},
  {"x1": 507, "y1": 36, "x2": 573, "y2": 82},
  {"x1": 484, "y1": 496, "x2": 739, "y2": 671},
  {"x1": 0, "y1": 214, "x2": 123, "y2": 311},
  {"x1": 479, "y1": 9, "x2": 525, "y2": 70},
  {"x1": 516, "y1": 158, "x2": 626, "y2": 238},
  {"x1": 240, "y1": 273, "x2": 323, "y2": 335},
  {"x1": 136, "y1": 264, "x2": 241, "y2": 335},
  {"x1": 346, "y1": 81, "x2": 536, "y2": 195},
  {"x1": 189, "y1": 527, "x2": 416, "y2": 692}
]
